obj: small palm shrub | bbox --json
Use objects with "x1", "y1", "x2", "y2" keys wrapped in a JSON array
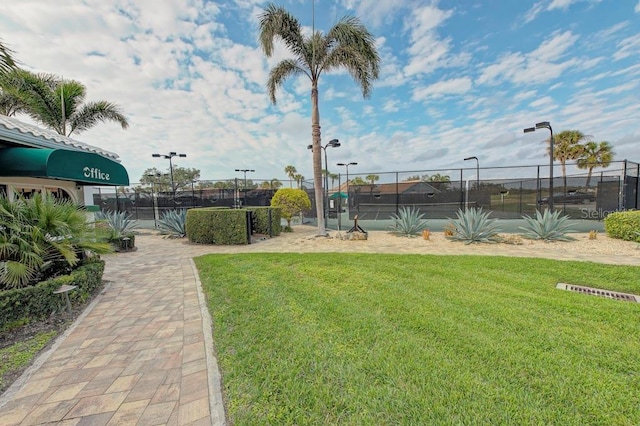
[
  {"x1": 158, "y1": 209, "x2": 187, "y2": 238},
  {"x1": 519, "y1": 209, "x2": 575, "y2": 242},
  {"x1": 389, "y1": 206, "x2": 428, "y2": 237},
  {"x1": 95, "y1": 210, "x2": 137, "y2": 239},
  {"x1": 447, "y1": 207, "x2": 501, "y2": 244}
]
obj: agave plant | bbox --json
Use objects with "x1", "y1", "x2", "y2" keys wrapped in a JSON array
[
  {"x1": 389, "y1": 206, "x2": 428, "y2": 237},
  {"x1": 519, "y1": 209, "x2": 575, "y2": 241},
  {"x1": 447, "y1": 207, "x2": 501, "y2": 244},
  {"x1": 95, "y1": 210, "x2": 137, "y2": 239},
  {"x1": 157, "y1": 209, "x2": 187, "y2": 238}
]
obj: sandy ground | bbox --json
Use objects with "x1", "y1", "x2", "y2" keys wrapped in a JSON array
[{"x1": 226, "y1": 226, "x2": 640, "y2": 266}]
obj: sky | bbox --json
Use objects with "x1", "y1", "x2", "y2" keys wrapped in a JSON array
[{"x1": 2, "y1": 0, "x2": 639, "y2": 185}]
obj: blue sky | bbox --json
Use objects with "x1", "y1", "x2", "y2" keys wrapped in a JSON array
[{"x1": 2, "y1": 0, "x2": 639, "y2": 185}]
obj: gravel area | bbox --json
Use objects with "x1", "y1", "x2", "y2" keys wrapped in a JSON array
[{"x1": 252, "y1": 226, "x2": 640, "y2": 265}]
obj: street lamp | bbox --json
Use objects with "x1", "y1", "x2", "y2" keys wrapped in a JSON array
[
  {"x1": 152, "y1": 152, "x2": 186, "y2": 209},
  {"x1": 235, "y1": 169, "x2": 254, "y2": 207},
  {"x1": 308, "y1": 138, "x2": 340, "y2": 222},
  {"x1": 337, "y1": 162, "x2": 357, "y2": 214},
  {"x1": 464, "y1": 156, "x2": 479, "y2": 190},
  {"x1": 524, "y1": 121, "x2": 554, "y2": 210}
]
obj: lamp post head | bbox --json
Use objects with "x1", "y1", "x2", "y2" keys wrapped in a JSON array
[
  {"x1": 535, "y1": 121, "x2": 550, "y2": 129},
  {"x1": 169, "y1": 151, "x2": 177, "y2": 156},
  {"x1": 464, "y1": 156, "x2": 478, "y2": 161},
  {"x1": 307, "y1": 144, "x2": 313, "y2": 150},
  {"x1": 337, "y1": 162, "x2": 346, "y2": 166},
  {"x1": 327, "y1": 139, "x2": 340, "y2": 148},
  {"x1": 349, "y1": 162, "x2": 358, "y2": 166},
  {"x1": 152, "y1": 153, "x2": 161, "y2": 158},
  {"x1": 523, "y1": 127, "x2": 536, "y2": 133},
  {"x1": 179, "y1": 153, "x2": 187, "y2": 158}
]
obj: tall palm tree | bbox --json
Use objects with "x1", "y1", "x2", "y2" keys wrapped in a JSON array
[
  {"x1": 284, "y1": 165, "x2": 297, "y2": 188},
  {"x1": 0, "y1": 70, "x2": 58, "y2": 117},
  {"x1": 294, "y1": 174, "x2": 305, "y2": 189},
  {"x1": 329, "y1": 173, "x2": 338, "y2": 190},
  {"x1": 0, "y1": 69, "x2": 128, "y2": 136},
  {"x1": 259, "y1": 4, "x2": 380, "y2": 235},
  {"x1": 577, "y1": 141, "x2": 614, "y2": 188},
  {"x1": 548, "y1": 130, "x2": 587, "y2": 194}
]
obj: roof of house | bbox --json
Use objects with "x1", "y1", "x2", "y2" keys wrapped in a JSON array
[
  {"x1": 330, "y1": 181, "x2": 441, "y2": 195},
  {"x1": 0, "y1": 115, "x2": 120, "y2": 161}
]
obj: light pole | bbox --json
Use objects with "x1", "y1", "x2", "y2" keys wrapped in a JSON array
[
  {"x1": 152, "y1": 152, "x2": 186, "y2": 209},
  {"x1": 308, "y1": 138, "x2": 340, "y2": 223},
  {"x1": 337, "y1": 162, "x2": 357, "y2": 214},
  {"x1": 524, "y1": 122, "x2": 554, "y2": 210},
  {"x1": 235, "y1": 169, "x2": 254, "y2": 207},
  {"x1": 464, "y1": 156, "x2": 479, "y2": 209}
]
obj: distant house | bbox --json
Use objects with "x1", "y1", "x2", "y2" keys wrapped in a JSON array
[{"x1": 0, "y1": 115, "x2": 129, "y2": 206}]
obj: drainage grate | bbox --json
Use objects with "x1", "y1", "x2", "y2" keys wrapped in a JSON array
[{"x1": 556, "y1": 283, "x2": 640, "y2": 303}]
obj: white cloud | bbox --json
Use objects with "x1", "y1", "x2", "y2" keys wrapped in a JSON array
[
  {"x1": 339, "y1": 0, "x2": 409, "y2": 27},
  {"x1": 403, "y1": 4, "x2": 468, "y2": 77},
  {"x1": 477, "y1": 31, "x2": 578, "y2": 86},
  {"x1": 412, "y1": 77, "x2": 472, "y2": 101},
  {"x1": 614, "y1": 34, "x2": 640, "y2": 60},
  {"x1": 636, "y1": 0, "x2": 640, "y2": 12}
]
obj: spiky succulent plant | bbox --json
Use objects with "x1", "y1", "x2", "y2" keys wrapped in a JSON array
[
  {"x1": 95, "y1": 210, "x2": 136, "y2": 239},
  {"x1": 519, "y1": 209, "x2": 575, "y2": 241},
  {"x1": 447, "y1": 207, "x2": 501, "y2": 244},
  {"x1": 157, "y1": 209, "x2": 187, "y2": 238},
  {"x1": 389, "y1": 206, "x2": 428, "y2": 237}
]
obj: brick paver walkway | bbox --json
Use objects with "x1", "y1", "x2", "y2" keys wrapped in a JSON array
[{"x1": 0, "y1": 236, "x2": 223, "y2": 426}]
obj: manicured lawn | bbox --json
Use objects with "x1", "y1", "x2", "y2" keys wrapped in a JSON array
[{"x1": 195, "y1": 254, "x2": 640, "y2": 425}]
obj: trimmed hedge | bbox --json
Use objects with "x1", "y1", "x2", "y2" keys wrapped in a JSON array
[
  {"x1": 0, "y1": 260, "x2": 105, "y2": 325},
  {"x1": 186, "y1": 208, "x2": 248, "y2": 245},
  {"x1": 604, "y1": 211, "x2": 640, "y2": 242},
  {"x1": 247, "y1": 206, "x2": 282, "y2": 236}
]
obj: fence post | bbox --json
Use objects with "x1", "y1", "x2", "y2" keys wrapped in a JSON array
[
  {"x1": 621, "y1": 160, "x2": 627, "y2": 210},
  {"x1": 536, "y1": 166, "x2": 540, "y2": 206},
  {"x1": 395, "y1": 172, "x2": 399, "y2": 216},
  {"x1": 459, "y1": 169, "x2": 464, "y2": 211}
]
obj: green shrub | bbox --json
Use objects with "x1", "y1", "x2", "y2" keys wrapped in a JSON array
[
  {"x1": 270, "y1": 189, "x2": 311, "y2": 228},
  {"x1": 604, "y1": 211, "x2": 640, "y2": 242},
  {"x1": 389, "y1": 206, "x2": 428, "y2": 237},
  {"x1": 186, "y1": 208, "x2": 247, "y2": 245},
  {"x1": 447, "y1": 207, "x2": 501, "y2": 244},
  {"x1": 0, "y1": 260, "x2": 105, "y2": 325},
  {"x1": 246, "y1": 207, "x2": 282, "y2": 236},
  {"x1": 520, "y1": 209, "x2": 575, "y2": 241}
]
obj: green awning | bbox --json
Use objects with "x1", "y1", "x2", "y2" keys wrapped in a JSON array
[
  {"x1": 0, "y1": 147, "x2": 129, "y2": 186},
  {"x1": 329, "y1": 191, "x2": 348, "y2": 199}
]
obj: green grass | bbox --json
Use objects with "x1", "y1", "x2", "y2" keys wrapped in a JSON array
[
  {"x1": 0, "y1": 330, "x2": 57, "y2": 390},
  {"x1": 195, "y1": 254, "x2": 640, "y2": 425}
]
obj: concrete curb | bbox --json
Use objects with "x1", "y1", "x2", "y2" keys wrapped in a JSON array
[{"x1": 191, "y1": 258, "x2": 227, "y2": 425}]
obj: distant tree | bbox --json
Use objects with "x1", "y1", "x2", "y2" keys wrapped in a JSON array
[
  {"x1": 350, "y1": 177, "x2": 367, "y2": 185},
  {"x1": 366, "y1": 174, "x2": 380, "y2": 184},
  {"x1": 403, "y1": 175, "x2": 421, "y2": 182},
  {"x1": 270, "y1": 188, "x2": 311, "y2": 231},
  {"x1": 549, "y1": 130, "x2": 588, "y2": 194},
  {"x1": 329, "y1": 173, "x2": 339, "y2": 189},
  {"x1": 425, "y1": 173, "x2": 450, "y2": 182},
  {"x1": 140, "y1": 166, "x2": 200, "y2": 193},
  {"x1": 577, "y1": 141, "x2": 614, "y2": 188},
  {"x1": 284, "y1": 165, "x2": 297, "y2": 188},
  {"x1": 213, "y1": 180, "x2": 234, "y2": 189},
  {"x1": 0, "y1": 70, "x2": 129, "y2": 135},
  {"x1": 259, "y1": 3, "x2": 379, "y2": 236},
  {"x1": 293, "y1": 174, "x2": 305, "y2": 189}
]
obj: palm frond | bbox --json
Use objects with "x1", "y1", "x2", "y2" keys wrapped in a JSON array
[
  {"x1": 258, "y1": 3, "x2": 307, "y2": 59},
  {"x1": 69, "y1": 100, "x2": 129, "y2": 135},
  {"x1": 266, "y1": 59, "x2": 307, "y2": 104}
]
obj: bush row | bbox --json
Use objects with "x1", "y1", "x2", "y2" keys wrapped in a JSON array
[
  {"x1": 0, "y1": 260, "x2": 105, "y2": 325},
  {"x1": 604, "y1": 210, "x2": 640, "y2": 241},
  {"x1": 185, "y1": 207, "x2": 282, "y2": 245}
]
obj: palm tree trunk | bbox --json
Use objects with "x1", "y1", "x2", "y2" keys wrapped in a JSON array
[
  {"x1": 586, "y1": 167, "x2": 594, "y2": 189},
  {"x1": 311, "y1": 82, "x2": 325, "y2": 235}
]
